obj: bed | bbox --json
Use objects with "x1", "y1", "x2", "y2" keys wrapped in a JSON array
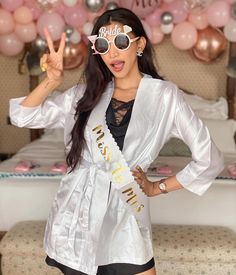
[
  {"x1": 0, "y1": 38, "x2": 236, "y2": 234},
  {"x1": 0, "y1": 93, "x2": 236, "y2": 234}
]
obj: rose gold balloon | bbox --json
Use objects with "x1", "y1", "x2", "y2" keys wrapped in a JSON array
[
  {"x1": 55, "y1": 40, "x2": 87, "y2": 70},
  {"x1": 192, "y1": 26, "x2": 227, "y2": 62}
]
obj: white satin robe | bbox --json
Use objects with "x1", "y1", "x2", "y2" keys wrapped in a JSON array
[{"x1": 9, "y1": 74, "x2": 224, "y2": 274}]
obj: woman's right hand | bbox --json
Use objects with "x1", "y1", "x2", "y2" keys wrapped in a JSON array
[{"x1": 40, "y1": 28, "x2": 66, "y2": 84}]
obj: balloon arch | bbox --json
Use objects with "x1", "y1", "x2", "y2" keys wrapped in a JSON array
[{"x1": 0, "y1": 0, "x2": 235, "y2": 70}]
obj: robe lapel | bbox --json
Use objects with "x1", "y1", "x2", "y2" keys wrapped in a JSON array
[{"x1": 122, "y1": 75, "x2": 154, "y2": 165}]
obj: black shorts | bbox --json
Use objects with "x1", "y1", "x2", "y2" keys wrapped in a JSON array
[{"x1": 46, "y1": 255, "x2": 155, "y2": 275}]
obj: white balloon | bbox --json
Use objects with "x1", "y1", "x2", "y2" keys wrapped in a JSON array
[
  {"x1": 224, "y1": 19, "x2": 236, "y2": 42},
  {"x1": 83, "y1": 22, "x2": 94, "y2": 35},
  {"x1": 63, "y1": 0, "x2": 78, "y2": 7},
  {"x1": 70, "y1": 29, "x2": 81, "y2": 43},
  {"x1": 160, "y1": 23, "x2": 174, "y2": 34}
]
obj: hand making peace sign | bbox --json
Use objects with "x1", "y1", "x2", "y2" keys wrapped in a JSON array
[{"x1": 40, "y1": 28, "x2": 66, "y2": 83}]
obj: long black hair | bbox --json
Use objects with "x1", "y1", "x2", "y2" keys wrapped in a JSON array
[{"x1": 66, "y1": 7, "x2": 163, "y2": 171}]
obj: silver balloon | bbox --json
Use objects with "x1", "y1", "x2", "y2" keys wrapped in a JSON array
[
  {"x1": 231, "y1": 2, "x2": 236, "y2": 20},
  {"x1": 65, "y1": 36, "x2": 71, "y2": 43},
  {"x1": 64, "y1": 26, "x2": 74, "y2": 37},
  {"x1": 84, "y1": 0, "x2": 104, "y2": 12},
  {"x1": 106, "y1": 1, "x2": 119, "y2": 10},
  {"x1": 161, "y1": 12, "x2": 173, "y2": 25},
  {"x1": 33, "y1": 37, "x2": 47, "y2": 52}
]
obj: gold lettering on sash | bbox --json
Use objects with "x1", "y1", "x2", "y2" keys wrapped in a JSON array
[
  {"x1": 101, "y1": 146, "x2": 111, "y2": 161},
  {"x1": 98, "y1": 142, "x2": 104, "y2": 148},
  {"x1": 122, "y1": 188, "x2": 144, "y2": 212},
  {"x1": 112, "y1": 162, "x2": 125, "y2": 175},
  {"x1": 92, "y1": 125, "x2": 111, "y2": 161},
  {"x1": 92, "y1": 124, "x2": 144, "y2": 213},
  {"x1": 114, "y1": 175, "x2": 124, "y2": 183},
  {"x1": 112, "y1": 162, "x2": 125, "y2": 183}
]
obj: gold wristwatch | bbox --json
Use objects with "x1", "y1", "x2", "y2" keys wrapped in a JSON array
[{"x1": 158, "y1": 178, "x2": 168, "y2": 194}]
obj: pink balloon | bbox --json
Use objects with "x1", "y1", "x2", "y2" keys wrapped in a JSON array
[
  {"x1": 24, "y1": 0, "x2": 42, "y2": 20},
  {"x1": 0, "y1": 32, "x2": 24, "y2": 56},
  {"x1": 87, "y1": 12, "x2": 99, "y2": 23},
  {"x1": 0, "y1": 0, "x2": 24, "y2": 12},
  {"x1": 14, "y1": 6, "x2": 33, "y2": 25},
  {"x1": 64, "y1": 4, "x2": 88, "y2": 28},
  {"x1": 145, "y1": 8, "x2": 163, "y2": 27},
  {"x1": 166, "y1": 0, "x2": 188, "y2": 24},
  {"x1": 37, "y1": 12, "x2": 65, "y2": 41},
  {"x1": 55, "y1": 3, "x2": 66, "y2": 16},
  {"x1": 171, "y1": 21, "x2": 198, "y2": 50},
  {"x1": 159, "y1": 2, "x2": 172, "y2": 12},
  {"x1": 225, "y1": 0, "x2": 235, "y2": 3},
  {"x1": 151, "y1": 26, "x2": 164, "y2": 44},
  {"x1": 119, "y1": 0, "x2": 159, "y2": 18},
  {"x1": 141, "y1": 20, "x2": 152, "y2": 41},
  {"x1": 206, "y1": 0, "x2": 230, "y2": 28},
  {"x1": 15, "y1": 22, "x2": 37, "y2": 42},
  {"x1": 0, "y1": 9, "x2": 15, "y2": 35},
  {"x1": 188, "y1": 9, "x2": 208, "y2": 30}
]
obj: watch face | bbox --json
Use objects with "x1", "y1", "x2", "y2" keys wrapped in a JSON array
[{"x1": 159, "y1": 182, "x2": 166, "y2": 190}]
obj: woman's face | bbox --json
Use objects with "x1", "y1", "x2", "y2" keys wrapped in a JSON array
[{"x1": 95, "y1": 22, "x2": 145, "y2": 79}]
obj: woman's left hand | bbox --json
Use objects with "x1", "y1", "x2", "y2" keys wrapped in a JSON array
[{"x1": 132, "y1": 166, "x2": 158, "y2": 197}]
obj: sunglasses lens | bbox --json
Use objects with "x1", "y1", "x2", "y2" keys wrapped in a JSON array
[
  {"x1": 94, "y1": 38, "x2": 109, "y2": 54},
  {"x1": 114, "y1": 34, "x2": 130, "y2": 50}
]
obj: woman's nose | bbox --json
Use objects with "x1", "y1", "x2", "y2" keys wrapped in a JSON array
[{"x1": 108, "y1": 42, "x2": 118, "y2": 58}]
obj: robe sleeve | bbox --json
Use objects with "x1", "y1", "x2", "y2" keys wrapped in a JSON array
[
  {"x1": 9, "y1": 85, "x2": 85, "y2": 129},
  {"x1": 171, "y1": 90, "x2": 224, "y2": 196}
]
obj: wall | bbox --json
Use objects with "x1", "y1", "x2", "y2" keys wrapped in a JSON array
[
  {"x1": 0, "y1": 54, "x2": 30, "y2": 154},
  {"x1": 0, "y1": 37, "x2": 231, "y2": 153}
]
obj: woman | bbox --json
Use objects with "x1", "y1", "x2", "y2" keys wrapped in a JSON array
[{"x1": 9, "y1": 7, "x2": 224, "y2": 275}]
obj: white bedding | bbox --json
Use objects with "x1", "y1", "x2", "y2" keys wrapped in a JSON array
[{"x1": 0, "y1": 137, "x2": 235, "y2": 232}]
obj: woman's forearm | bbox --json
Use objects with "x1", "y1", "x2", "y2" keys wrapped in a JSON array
[{"x1": 20, "y1": 77, "x2": 61, "y2": 107}]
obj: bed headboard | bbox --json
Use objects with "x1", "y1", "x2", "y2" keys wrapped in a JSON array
[{"x1": 29, "y1": 39, "x2": 236, "y2": 141}]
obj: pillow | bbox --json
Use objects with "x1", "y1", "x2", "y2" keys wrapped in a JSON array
[
  {"x1": 41, "y1": 128, "x2": 64, "y2": 142},
  {"x1": 202, "y1": 119, "x2": 236, "y2": 154},
  {"x1": 182, "y1": 93, "x2": 228, "y2": 120},
  {"x1": 159, "y1": 138, "x2": 191, "y2": 157},
  {"x1": 159, "y1": 119, "x2": 236, "y2": 156}
]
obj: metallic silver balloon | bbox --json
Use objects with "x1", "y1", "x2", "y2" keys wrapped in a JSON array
[
  {"x1": 33, "y1": 37, "x2": 47, "y2": 52},
  {"x1": 64, "y1": 26, "x2": 74, "y2": 37},
  {"x1": 106, "y1": 1, "x2": 119, "y2": 10},
  {"x1": 160, "y1": 12, "x2": 173, "y2": 25},
  {"x1": 231, "y1": 2, "x2": 236, "y2": 20},
  {"x1": 84, "y1": 0, "x2": 104, "y2": 12}
]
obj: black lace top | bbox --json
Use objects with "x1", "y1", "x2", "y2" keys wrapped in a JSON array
[{"x1": 106, "y1": 98, "x2": 135, "y2": 151}]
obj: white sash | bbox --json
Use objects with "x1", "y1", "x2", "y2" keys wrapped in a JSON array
[{"x1": 87, "y1": 87, "x2": 149, "y2": 227}]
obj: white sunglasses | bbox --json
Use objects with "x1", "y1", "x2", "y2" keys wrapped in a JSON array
[{"x1": 88, "y1": 25, "x2": 140, "y2": 55}]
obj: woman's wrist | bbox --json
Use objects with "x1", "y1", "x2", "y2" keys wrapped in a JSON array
[
  {"x1": 152, "y1": 181, "x2": 162, "y2": 196},
  {"x1": 43, "y1": 77, "x2": 61, "y2": 91}
]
